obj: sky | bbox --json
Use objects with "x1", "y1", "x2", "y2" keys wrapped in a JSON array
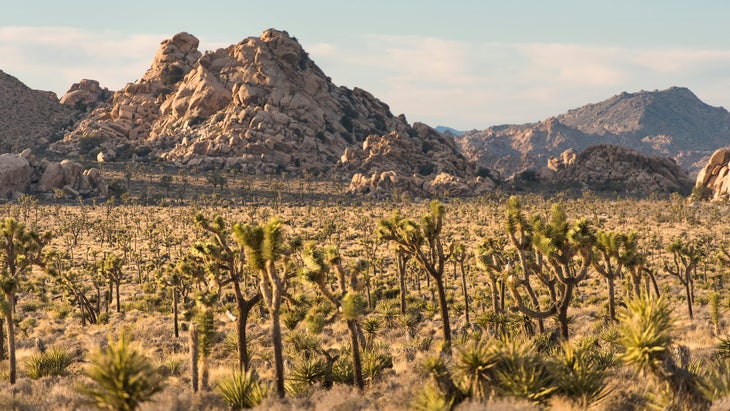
[{"x1": 2, "y1": 0, "x2": 730, "y2": 130}]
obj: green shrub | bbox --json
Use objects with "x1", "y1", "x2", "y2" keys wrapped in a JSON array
[
  {"x1": 24, "y1": 347, "x2": 74, "y2": 379},
  {"x1": 216, "y1": 369, "x2": 268, "y2": 409}
]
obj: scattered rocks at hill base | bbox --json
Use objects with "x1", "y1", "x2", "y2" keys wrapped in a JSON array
[
  {"x1": 695, "y1": 147, "x2": 730, "y2": 200},
  {"x1": 0, "y1": 152, "x2": 32, "y2": 199},
  {"x1": 0, "y1": 150, "x2": 107, "y2": 200},
  {"x1": 341, "y1": 124, "x2": 496, "y2": 197},
  {"x1": 538, "y1": 144, "x2": 693, "y2": 195}
]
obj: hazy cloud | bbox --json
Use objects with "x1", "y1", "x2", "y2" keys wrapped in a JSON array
[{"x1": 310, "y1": 35, "x2": 730, "y2": 128}]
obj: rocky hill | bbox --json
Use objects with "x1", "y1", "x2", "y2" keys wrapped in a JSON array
[
  {"x1": 0, "y1": 71, "x2": 80, "y2": 153},
  {"x1": 456, "y1": 87, "x2": 730, "y2": 178},
  {"x1": 535, "y1": 144, "x2": 693, "y2": 195},
  {"x1": 47, "y1": 29, "x2": 491, "y2": 196}
]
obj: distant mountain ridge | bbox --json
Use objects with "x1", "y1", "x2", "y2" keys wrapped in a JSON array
[{"x1": 455, "y1": 87, "x2": 730, "y2": 178}]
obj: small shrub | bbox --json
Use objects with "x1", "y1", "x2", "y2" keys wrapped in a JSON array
[
  {"x1": 286, "y1": 357, "x2": 330, "y2": 395},
  {"x1": 78, "y1": 331, "x2": 163, "y2": 411},
  {"x1": 24, "y1": 347, "x2": 74, "y2": 379},
  {"x1": 216, "y1": 369, "x2": 268, "y2": 409}
]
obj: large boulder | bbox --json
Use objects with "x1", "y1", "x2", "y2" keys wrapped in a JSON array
[
  {"x1": 0, "y1": 153, "x2": 31, "y2": 199},
  {"x1": 694, "y1": 147, "x2": 730, "y2": 200},
  {"x1": 60, "y1": 79, "x2": 111, "y2": 112}
]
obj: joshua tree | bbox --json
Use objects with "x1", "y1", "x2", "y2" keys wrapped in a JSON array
[
  {"x1": 193, "y1": 213, "x2": 262, "y2": 372},
  {"x1": 301, "y1": 243, "x2": 368, "y2": 390},
  {"x1": 452, "y1": 243, "x2": 471, "y2": 324},
  {"x1": 378, "y1": 201, "x2": 453, "y2": 351},
  {"x1": 0, "y1": 217, "x2": 50, "y2": 384},
  {"x1": 394, "y1": 247, "x2": 411, "y2": 316},
  {"x1": 100, "y1": 254, "x2": 125, "y2": 313},
  {"x1": 233, "y1": 218, "x2": 290, "y2": 398},
  {"x1": 663, "y1": 235, "x2": 702, "y2": 320},
  {"x1": 505, "y1": 197, "x2": 595, "y2": 340},
  {"x1": 474, "y1": 236, "x2": 509, "y2": 316},
  {"x1": 592, "y1": 230, "x2": 643, "y2": 321},
  {"x1": 155, "y1": 258, "x2": 195, "y2": 338}
]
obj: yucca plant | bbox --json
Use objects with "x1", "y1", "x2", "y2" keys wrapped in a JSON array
[
  {"x1": 78, "y1": 331, "x2": 163, "y2": 411},
  {"x1": 419, "y1": 355, "x2": 461, "y2": 405},
  {"x1": 361, "y1": 316, "x2": 382, "y2": 349},
  {"x1": 697, "y1": 357, "x2": 730, "y2": 402},
  {"x1": 24, "y1": 347, "x2": 74, "y2": 379},
  {"x1": 412, "y1": 384, "x2": 455, "y2": 411},
  {"x1": 453, "y1": 339, "x2": 499, "y2": 401},
  {"x1": 286, "y1": 330, "x2": 322, "y2": 359},
  {"x1": 286, "y1": 357, "x2": 330, "y2": 395},
  {"x1": 719, "y1": 335, "x2": 730, "y2": 358},
  {"x1": 618, "y1": 296, "x2": 674, "y2": 377},
  {"x1": 216, "y1": 369, "x2": 268, "y2": 409},
  {"x1": 492, "y1": 336, "x2": 555, "y2": 403},
  {"x1": 550, "y1": 341, "x2": 612, "y2": 409},
  {"x1": 618, "y1": 296, "x2": 709, "y2": 410},
  {"x1": 361, "y1": 344, "x2": 393, "y2": 383}
]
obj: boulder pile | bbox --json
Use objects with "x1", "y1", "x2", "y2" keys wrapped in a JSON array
[{"x1": 0, "y1": 150, "x2": 107, "y2": 200}]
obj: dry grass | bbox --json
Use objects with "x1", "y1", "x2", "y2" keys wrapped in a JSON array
[{"x1": 0, "y1": 166, "x2": 729, "y2": 409}]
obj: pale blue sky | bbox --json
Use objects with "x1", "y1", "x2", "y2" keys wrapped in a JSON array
[{"x1": 2, "y1": 0, "x2": 730, "y2": 129}]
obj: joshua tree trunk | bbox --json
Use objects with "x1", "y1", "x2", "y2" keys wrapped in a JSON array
[
  {"x1": 173, "y1": 288, "x2": 179, "y2": 338},
  {"x1": 0, "y1": 317, "x2": 4, "y2": 361},
  {"x1": 190, "y1": 323, "x2": 199, "y2": 393},
  {"x1": 489, "y1": 277, "x2": 500, "y2": 314},
  {"x1": 435, "y1": 277, "x2": 452, "y2": 350},
  {"x1": 397, "y1": 254, "x2": 408, "y2": 315},
  {"x1": 607, "y1": 277, "x2": 616, "y2": 321},
  {"x1": 459, "y1": 257, "x2": 470, "y2": 324},
  {"x1": 5, "y1": 303, "x2": 16, "y2": 384},
  {"x1": 233, "y1": 282, "x2": 261, "y2": 372},
  {"x1": 271, "y1": 305, "x2": 285, "y2": 398},
  {"x1": 115, "y1": 278, "x2": 121, "y2": 313},
  {"x1": 348, "y1": 320, "x2": 365, "y2": 389}
]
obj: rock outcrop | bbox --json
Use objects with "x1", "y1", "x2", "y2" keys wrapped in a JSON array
[
  {"x1": 0, "y1": 150, "x2": 106, "y2": 200},
  {"x1": 60, "y1": 79, "x2": 112, "y2": 112},
  {"x1": 0, "y1": 153, "x2": 31, "y2": 199},
  {"x1": 53, "y1": 29, "x2": 412, "y2": 174},
  {"x1": 0, "y1": 71, "x2": 79, "y2": 153},
  {"x1": 694, "y1": 148, "x2": 730, "y2": 200},
  {"x1": 539, "y1": 145, "x2": 693, "y2": 195},
  {"x1": 341, "y1": 123, "x2": 496, "y2": 197},
  {"x1": 456, "y1": 87, "x2": 730, "y2": 178}
]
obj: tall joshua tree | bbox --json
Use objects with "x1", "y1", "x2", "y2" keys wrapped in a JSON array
[
  {"x1": 474, "y1": 236, "x2": 509, "y2": 316},
  {"x1": 234, "y1": 218, "x2": 289, "y2": 398},
  {"x1": 301, "y1": 243, "x2": 368, "y2": 390},
  {"x1": 193, "y1": 213, "x2": 262, "y2": 372},
  {"x1": 378, "y1": 201, "x2": 453, "y2": 351},
  {"x1": 592, "y1": 230, "x2": 643, "y2": 321},
  {"x1": 505, "y1": 198, "x2": 595, "y2": 340},
  {"x1": 0, "y1": 218, "x2": 50, "y2": 384},
  {"x1": 663, "y1": 235, "x2": 702, "y2": 320}
]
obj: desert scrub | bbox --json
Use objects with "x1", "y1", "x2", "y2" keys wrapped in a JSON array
[
  {"x1": 24, "y1": 347, "x2": 75, "y2": 379},
  {"x1": 78, "y1": 331, "x2": 163, "y2": 411}
]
